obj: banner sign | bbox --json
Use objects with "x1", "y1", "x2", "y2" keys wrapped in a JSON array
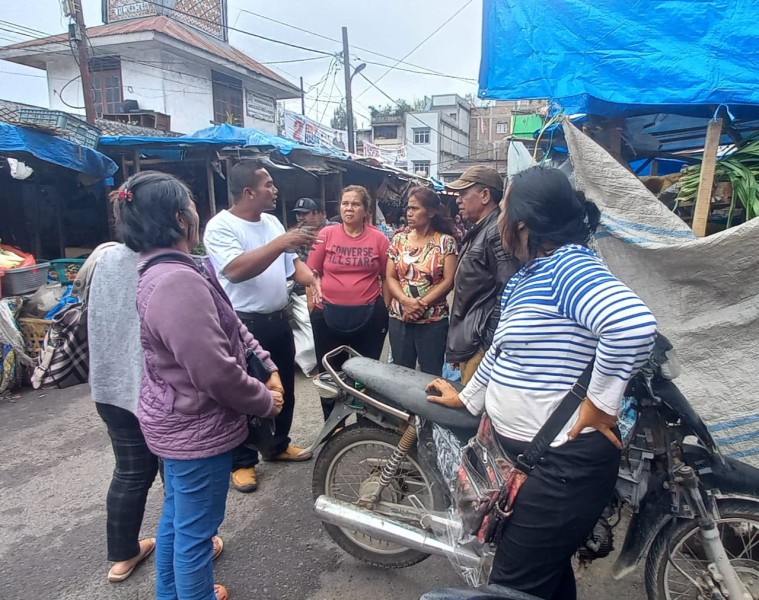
[
  {"x1": 103, "y1": 0, "x2": 228, "y2": 41},
  {"x1": 284, "y1": 110, "x2": 348, "y2": 151},
  {"x1": 362, "y1": 140, "x2": 407, "y2": 165},
  {"x1": 246, "y1": 90, "x2": 276, "y2": 123}
]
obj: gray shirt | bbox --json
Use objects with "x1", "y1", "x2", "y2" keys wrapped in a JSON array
[{"x1": 88, "y1": 244, "x2": 142, "y2": 414}]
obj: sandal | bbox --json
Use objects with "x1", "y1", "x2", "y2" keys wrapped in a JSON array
[
  {"x1": 107, "y1": 538, "x2": 156, "y2": 583},
  {"x1": 214, "y1": 583, "x2": 229, "y2": 600},
  {"x1": 212, "y1": 535, "x2": 224, "y2": 560}
]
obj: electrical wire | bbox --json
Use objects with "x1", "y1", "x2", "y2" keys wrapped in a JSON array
[
  {"x1": 354, "y1": 0, "x2": 474, "y2": 100},
  {"x1": 233, "y1": 7, "x2": 478, "y2": 84}
]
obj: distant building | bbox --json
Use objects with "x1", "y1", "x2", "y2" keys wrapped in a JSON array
[
  {"x1": 468, "y1": 99, "x2": 547, "y2": 163},
  {"x1": 0, "y1": 4, "x2": 300, "y2": 134},
  {"x1": 405, "y1": 94, "x2": 470, "y2": 180}
]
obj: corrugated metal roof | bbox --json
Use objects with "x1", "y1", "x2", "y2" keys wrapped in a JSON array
[{"x1": 3, "y1": 16, "x2": 298, "y2": 94}]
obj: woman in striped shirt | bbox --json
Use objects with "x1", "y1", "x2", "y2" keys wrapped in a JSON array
[{"x1": 427, "y1": 166, "x2": 657, "y2": 600}]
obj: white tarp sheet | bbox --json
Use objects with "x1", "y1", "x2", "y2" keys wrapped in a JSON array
[{"x1": 564, "y1": 121, "x2": 759, "y2": 464}]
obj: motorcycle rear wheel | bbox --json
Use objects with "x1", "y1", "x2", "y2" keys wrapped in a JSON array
[
  {"x1": 645, "y1": 500, "x2": 759, "y2": 600},
  {"x1": 313, "y1": 424, "x2": 448, "y2": 568}
]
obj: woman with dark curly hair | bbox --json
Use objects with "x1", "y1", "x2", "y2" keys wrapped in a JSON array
[
  {"x1": 426, "y1": 166, "x2": 657, "y2": 600},
  {"x1": 386, "y1": 186, "x2": 458, "y2": 375}
]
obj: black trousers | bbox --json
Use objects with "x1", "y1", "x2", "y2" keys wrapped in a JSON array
[
  {"x1": 96, "y1": 402, "x2": 159, "y2": 562},
  {"x1": 388, "y1": 317, "x2": 449, "y2": 375},
  {"x1": 311, "y1": 297, "x2": 388, "y2": 419},
  {"x1": 489, "y1": 431, "x2": 621, "y2": 600},
  {"x1": 233, "y1": 313, "x2": 296, "y2": 468}
]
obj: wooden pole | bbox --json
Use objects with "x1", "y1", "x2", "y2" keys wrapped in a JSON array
[
  {"x1": 320, "y1": 175, "x2": 326, "y2": 212},
  {"x1": 692, "y1": 118, "x2": 723, "y2": 237},
  {"x1": 132, "y1": 148, "x2": 141, "y2": 173},
  {"x1": 206, "y1": 160, "x2": 216, "y2": 217},
  {"x1": 72, "y1": 0, "x2": 96, "y2": 124},
  {"x1": 225, "y1": 158, "x2": 235, "y2": 207}
]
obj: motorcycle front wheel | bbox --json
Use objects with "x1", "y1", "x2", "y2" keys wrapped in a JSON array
[
  {"x1": 645, "y1": 500, "x2": 759, "y2": 599},
  {"x1": 312, "y1": 424, "x2": 448, "y2": 568}
]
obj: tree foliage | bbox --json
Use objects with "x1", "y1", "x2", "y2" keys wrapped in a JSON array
[
  {"x1": 331, "y1": 103, "x2": 347, "y2": 130},
  {"x1": 368, "y1": 97, "x2": 429, "y2": 119}
]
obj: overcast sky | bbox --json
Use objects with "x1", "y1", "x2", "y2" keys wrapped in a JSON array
[{"x1": 0, "y1": 0, "x2": 482, "y2": 129}]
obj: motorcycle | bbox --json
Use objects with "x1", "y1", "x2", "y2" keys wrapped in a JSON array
[{"x1": 303, "y1": 337, "x2": 759, "y2": 600}]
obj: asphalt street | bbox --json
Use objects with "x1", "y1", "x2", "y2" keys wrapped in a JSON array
[{"x1": 0, "y1": 374, "x2": 645, "y2": 600}]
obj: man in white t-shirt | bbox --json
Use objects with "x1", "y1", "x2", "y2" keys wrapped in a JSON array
[{"x1": 204, "y1": 161, "x2": 317, "y2": 493}]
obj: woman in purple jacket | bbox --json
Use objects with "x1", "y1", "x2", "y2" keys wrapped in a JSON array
[{"x1": 113, "y1": 171, "x2": 283, "y2": 600}]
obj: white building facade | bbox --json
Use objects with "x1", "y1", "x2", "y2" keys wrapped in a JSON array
[
  {"x1": 0, "y1": 16, "x2": 300, "y2": 134},
  {"x1": 405, "y1": 95, "x2": 471, "y2": 179}
]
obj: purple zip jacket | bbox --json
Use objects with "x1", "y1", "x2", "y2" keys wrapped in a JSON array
[{"x1": 136, "y1": 249, "x2": 276, "y2": 460}]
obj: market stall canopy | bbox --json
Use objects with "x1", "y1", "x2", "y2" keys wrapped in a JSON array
[
  {"x1": 479, "y1": 0, "x2": 759, "y2": 119},
  {"x1": 0, "y1": 122, "x2": 117, "y2": 180},
  {"x1": 99, "y1": 124, "x2": 349, "y2": 159}
]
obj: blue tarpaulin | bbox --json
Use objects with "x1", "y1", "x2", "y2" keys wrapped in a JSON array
[
  {"x1": 0, "y1": 122, "x2": 117, "y2": 179},
  {"x1": 98, "y1": 124, "x2": 350, "y2": 159},
  {"x1": 479, "y1": 0, "x2": 759, "y2": 118}
]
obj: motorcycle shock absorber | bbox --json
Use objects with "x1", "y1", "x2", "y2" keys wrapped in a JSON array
[{"x1": 366, "y1": 419, "x2": 418, "y2": 506}]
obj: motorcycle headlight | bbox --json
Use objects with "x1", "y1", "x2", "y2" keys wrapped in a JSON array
[{"x1": 660, "y1": 348, "x2": 682, "y2": 380}]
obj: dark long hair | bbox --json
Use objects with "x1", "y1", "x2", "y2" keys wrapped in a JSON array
[
  {"x1": 406, "y1": 186, "x2": 456, "y2": 237},
  {"x1": 112, "y1": 171, "x2": 194, "y2": 252},
  {"x1": 500, "y1": 166, "x2": 600, "y2": 260}
]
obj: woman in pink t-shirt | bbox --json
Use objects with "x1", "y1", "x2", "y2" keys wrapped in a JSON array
[{"x1": 307, "y1": 185, "x2": 390, "y2": 419}]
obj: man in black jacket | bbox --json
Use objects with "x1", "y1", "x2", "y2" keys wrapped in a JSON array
[{"x1": 446, "y1": 166, "x2": 519, "y2": 384}]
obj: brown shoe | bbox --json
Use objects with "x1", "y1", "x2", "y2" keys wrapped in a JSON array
[
  {"x1": 214, "y1": 583, "x2": 229, "y2": 600},
  {"x1": 266, "y1": 444, "x2": 313, "y2": 462},
  {"x1": 231, "y1": 466, "x2": 258, "y2": 493}
]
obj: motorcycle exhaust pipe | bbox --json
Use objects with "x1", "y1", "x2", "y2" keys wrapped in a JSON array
[{"x1": 314, "y1": 495, "x2": 483, "y2": 569}]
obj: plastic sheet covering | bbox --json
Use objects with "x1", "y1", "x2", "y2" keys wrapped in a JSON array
[
  {"x1": 0, "y1": 122, "x2": 117, "y2": 179},
  {"x1": 479, "y1": 0, "x2": 759, "y2": 118},
  {"x1": 564, "y1": 120, "x2": 759, "y2": 464}
]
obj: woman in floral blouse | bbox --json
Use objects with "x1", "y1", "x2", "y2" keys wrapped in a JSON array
[{"x1": 386, "y1": 187, "x2": 458, "y2": 375}]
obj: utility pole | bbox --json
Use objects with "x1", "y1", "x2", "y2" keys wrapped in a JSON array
[
  {"x1": 72, "y1": 0, "x2": 96, "y2": 124},
  {"x1": 300, "y1": 77, "x2": 306, "y2": 116},
  {"x1": 341, "y1": 26, "x2": 356, "y2": 153}
]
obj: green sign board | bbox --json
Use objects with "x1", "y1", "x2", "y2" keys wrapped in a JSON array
[{"x1": 511, "y1": 114, "x2": 544, "y2": 139}]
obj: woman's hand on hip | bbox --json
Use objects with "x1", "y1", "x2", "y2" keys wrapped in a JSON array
[
  {"x1": 568, "y1": 397, "x2": 622, "y2": 449},
  {"x1": 266, "y1": 372, "x2": 285, "y2": 395},
  {"x1": 426, "y1": 378, "x2": 464, "y2": 408}
]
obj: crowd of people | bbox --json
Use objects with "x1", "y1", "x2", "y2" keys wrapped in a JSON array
[{"x1": 86, "y1": 161, "x2": 656, "y2": 600}]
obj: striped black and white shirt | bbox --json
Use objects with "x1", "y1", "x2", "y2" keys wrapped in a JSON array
[{"x1": 459, "y1": 244, "x2": 657, "y2": 446}]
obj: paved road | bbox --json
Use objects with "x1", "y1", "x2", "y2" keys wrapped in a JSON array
[{"x1": 0, "y1": 375, "x2": 646, "y2": 600}]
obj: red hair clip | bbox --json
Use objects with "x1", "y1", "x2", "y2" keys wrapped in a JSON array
[{"x1": 118, "y1": 189, "x2": 133, "y2": 202}]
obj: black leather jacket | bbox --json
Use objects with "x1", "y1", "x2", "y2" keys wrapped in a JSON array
[{"x1": 446, "y1": 209, "x2": 519, "y2": 363}]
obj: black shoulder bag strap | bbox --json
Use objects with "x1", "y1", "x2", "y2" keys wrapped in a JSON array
[{"x1": 515, "y1": 359, "x2": 596, "y2": 473}]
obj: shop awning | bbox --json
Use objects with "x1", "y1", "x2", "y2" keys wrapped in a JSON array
[
  {"x1": 0, "y1": 122, "x2": 117, "y2": 179},
  {"x1": 479, "y1": 0, "x2": 759, "y2": 119}
]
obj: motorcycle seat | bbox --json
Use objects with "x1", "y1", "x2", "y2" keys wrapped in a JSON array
[{"x1": 341, "y1": 357, "x2": 482, "y2": 431}]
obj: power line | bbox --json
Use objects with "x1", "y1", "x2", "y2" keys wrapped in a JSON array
[
  {"x1": 354, "y1": 0, "x2": 474, "y2": 100},
  {"x1": 233, "y1": 7, "x2": 477, "y2": 84},
  {"x1": 357, "y1": 71, "x2": 469, "y2": 151}
]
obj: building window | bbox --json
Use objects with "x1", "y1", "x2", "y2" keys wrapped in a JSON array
[
  {"x1": 89, "y1": 56, "x2": 122, "y2": 116},
  {"x1": 496, "y1": 122, "x2": 508, "y2": 134},
  {"x1": 413, "y1": 128, "x2": 430, "y2": 144},
  {"x1": 212, "y1": 71, "x2": 243, "y2": 125},
  {"x1": 412, "y1": 161, "x2": 431, "y2": 177},
  {"x1": 373, "y1": 125, "x2": 398, "y2": 140}
]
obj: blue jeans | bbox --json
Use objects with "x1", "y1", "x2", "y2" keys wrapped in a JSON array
[{"x1": 156, "y1": 452, "x2": 232, "y2": 600}]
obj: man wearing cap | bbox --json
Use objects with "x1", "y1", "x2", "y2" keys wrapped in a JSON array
[
  {"x1": 446, "y1": 165, "x2": 519, "y2": 384},
  {"x1": 289, "y1": 198, "x2": 331, "y2": 377}
]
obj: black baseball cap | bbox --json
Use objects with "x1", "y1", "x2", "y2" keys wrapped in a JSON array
[{"x1": 293, "y1": 197, "x2": 320, "y2": 213}]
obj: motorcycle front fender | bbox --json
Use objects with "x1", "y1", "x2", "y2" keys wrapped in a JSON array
[
  {"x1": 612, "y1": 446, "x2": 759, "y2": 579},
  {"x1": 612, "y1": 473, "x2": 673, "y2": 580}
]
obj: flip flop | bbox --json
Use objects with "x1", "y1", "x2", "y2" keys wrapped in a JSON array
[
  {"x1": 107, "y1": 538, "x2": 156, "y2": 583},
  {"x1": 212, "y1": 535, "x2": 224, "y2": 561}
]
